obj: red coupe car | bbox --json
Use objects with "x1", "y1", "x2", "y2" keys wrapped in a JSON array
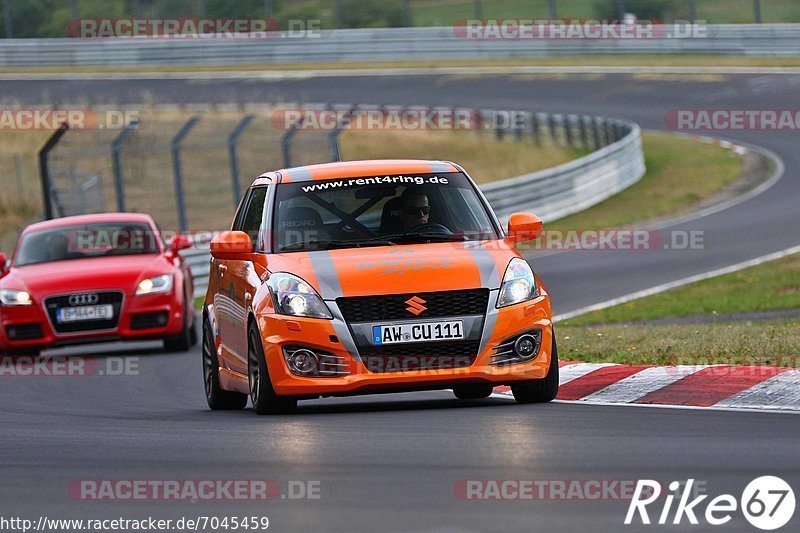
[{"x1": 0, "y1": 213, "x2": 197, "y2": 355}]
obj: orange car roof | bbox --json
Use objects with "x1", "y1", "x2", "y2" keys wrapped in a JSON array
[{"x1": 256, "y1": 159, "x2": 460, "y2": 184}]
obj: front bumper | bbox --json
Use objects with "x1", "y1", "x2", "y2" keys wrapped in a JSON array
[
  {"x1": 258, "y1": 293, "x2": 554, "y2": 397},
  {"x1": 0, "y1": 291, "x2": 185, "y2": 351}
]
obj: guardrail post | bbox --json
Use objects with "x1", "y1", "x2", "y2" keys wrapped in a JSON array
[
  {"x1": 531, "y1": 113, "x2": 541, "y2": 145},
  {"x1": 547, "y1": 114, "x2": 557, "y2": 145},
  {"x1": 171, "y1": 116, "x2": 199, "y2": 233},
  {"x1": 579, "y1": 116, "x2": 589, "y2": 149},
  {"x1": 281, "y1": 113, "x2": 304, "y2": 168},
  {"x1": 605, "y1": 120, "x2": 615, "y2": 145},
  {"x1": 227, "y1": 114, "x2": 255, "y2": 208},
  {"x1": 592, "y1": 117, "x2": 602, "y2": 148},
  {"x1": 38, "y1": 122, "x2": 69, "y2": 220},
  {"x1": 328, "y1": 105, "x2": 355, "y2": 163},
  {"x1": 401, "y1": 0, "x2": 412, "y2": 27},
  {"x1": 563, "y1": 115, "x2": 574, "y2": 148},
  {"x1": 753, "y1": 0, "x2": 762, "y2": 23},
  {"x1": 110, "y1": 119, "x2": 139, "y2": 212}
]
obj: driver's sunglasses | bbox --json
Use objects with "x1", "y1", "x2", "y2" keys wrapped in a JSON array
[{"x1": 403, "y1": 206, "x2": 430, "y2": 216}]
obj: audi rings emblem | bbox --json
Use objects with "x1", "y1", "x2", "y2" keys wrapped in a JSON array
[{"x1": 68, "y1": 293, "x2": 99, "y2": 306}]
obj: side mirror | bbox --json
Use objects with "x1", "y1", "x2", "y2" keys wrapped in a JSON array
[
  {"x1": 169, "y1": 234, "x2": 193, "y2": 255},
  {"x1": 0, "y1": 252, "x2": 7, "y2": 277},
  {"x1": 210, "y1": 231, "x2": 253, "y2": 260},
  {"x1": 506, "y1": 212, "x2": 543, "y2": 243}
]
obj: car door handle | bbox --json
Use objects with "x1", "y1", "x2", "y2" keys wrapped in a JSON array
[{"x1": 217, "y1": 264, "x2": 228, "y2": 274}]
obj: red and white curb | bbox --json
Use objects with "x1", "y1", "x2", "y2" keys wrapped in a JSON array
[{"x1": 493, "y1": 362, "x2": 800, "y2": 413}]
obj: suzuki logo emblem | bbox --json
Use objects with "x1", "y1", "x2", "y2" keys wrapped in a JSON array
[
  {"x1": 405, "y1": 296, "x2": 427, "y2": 316},
  {"x1": 68, "y1": 293, "x2": 99, "y2": 306}
]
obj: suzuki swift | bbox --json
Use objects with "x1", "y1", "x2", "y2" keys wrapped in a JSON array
[{"x1": 203, "y1": 160, "x2": 558, "y2": 414}]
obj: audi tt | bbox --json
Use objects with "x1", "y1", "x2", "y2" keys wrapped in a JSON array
[{"x1": 0, "y1": 213, "x2": 197, "y2": 355}]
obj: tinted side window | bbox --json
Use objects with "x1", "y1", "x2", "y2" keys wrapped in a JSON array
[{"x1": 240, "y1": 187, "x2": 268, "y2": 245}]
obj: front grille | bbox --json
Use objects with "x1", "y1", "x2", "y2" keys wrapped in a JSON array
[
  {"x1": 130, "y1": 312, "x2": 169, "y2": 330},
  {"x1": 44, "y1": 291, "x2": 123, "y2": 334},
  {"x1": 337, "y1": 289, "x2": 489, "y2": 322},
  {"x1": 359, "y1": 340, "x2": 480, "y2": 373},
  {"x1": 6, "y1": 323, "x2": 44, "y2": 340}
]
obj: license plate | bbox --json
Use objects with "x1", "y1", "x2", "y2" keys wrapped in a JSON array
[
  {"x1": 372, "y1": 320, "x2": 464, "y2": 345},
  {"x1": 57, "y1": 305, "x2": 114, "y2": 323}
]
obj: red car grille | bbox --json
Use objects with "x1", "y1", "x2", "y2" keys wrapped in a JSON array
[{"x1": 44, "y1": 291, "x2": 124, "y2": 335}]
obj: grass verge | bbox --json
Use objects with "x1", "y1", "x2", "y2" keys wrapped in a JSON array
[
  {"x1": 559, "y1": 251, "x2": 800, "y2": 365},
  {"x1": 340, "y1": 129, "x2": 584, "y2": 184},
  {"x1": 558, "y1": 320, "x2": 800, "y2": 367},
  {"x1": 4, "y1": 56, "x2": 800, "y2": 75},
  {"x1": 546, "y1": 131, "x2": 745, "y2": 232},
  {"x1": 564, "y1": 254, "x2": 800, "y2": 326}
]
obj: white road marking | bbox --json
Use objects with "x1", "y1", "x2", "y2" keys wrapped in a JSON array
[
  {"x1": 552, "y1": 399, "x2": 800, "y2": 415},
  {"x1": 558, "y1": 362, "x2": 617, "y2": 385},
  {"x1": 714, "y1": 370, "x2": 800, "y2": 409},
  {"x1": 580, "y1": 365, "x2": 710, "y2": 403},
  {"x1": 555, "y1": 243, "x2": 800, "y2": 322}
]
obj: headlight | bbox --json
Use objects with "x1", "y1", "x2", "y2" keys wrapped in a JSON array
[
  {"x1": 0, "y1": 289, "x2": 32, "y2": 306},
  {"x1": 136, "y1": 274, "x2": 174, "y2": 296},
  {"x1": 267, "y1": 273, "x2": 332, "y2": 319},
  {"x1": 497, "y1": 258, "x2": 539, "y2": 308}
]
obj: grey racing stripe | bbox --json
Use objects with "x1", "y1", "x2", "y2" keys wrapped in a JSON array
[
  {"x1": 428, "y1": 161, "x2": 456, "y2": 173},
  {"x1": 326, "y1": 301, "x2": 362, "y2": 363},
  {"x1": 305, "y1": 251, "x2": 361, "y2": 362},
  {"x1": 306, "y1": 250, "x2": 343, "y2": 299},
  {"x1": 479, "y1": 290, "x2": 500, "y2": 355},
  {"x1": 287, "y1": 166, "x2": 313, "y2": 182},
  {"x1": 463, "y1": 242, "x2": 502, "y2": 289}
]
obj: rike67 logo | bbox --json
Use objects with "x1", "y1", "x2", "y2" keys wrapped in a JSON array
[{"x1": 626, "y1": 477, "x2": 795, "y2": 530}]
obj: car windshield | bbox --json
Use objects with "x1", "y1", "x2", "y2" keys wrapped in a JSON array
[
  {"x1": 273, "y1": 172, "x2": 498, "y2": 252},
  {"x1": 14, "y1": 222, "x2": 160, "y2": 267}
]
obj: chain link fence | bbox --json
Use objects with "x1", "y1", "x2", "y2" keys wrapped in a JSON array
[{"x1": 37, "y1": 105, "x2": 333, "y2": 234}]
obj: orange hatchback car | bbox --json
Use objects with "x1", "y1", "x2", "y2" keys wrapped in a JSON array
[{"x1": 203, "y1": 160, "x2": 558, "y2": 414}]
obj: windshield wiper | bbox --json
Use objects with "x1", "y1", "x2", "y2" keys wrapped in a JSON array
[
  {"x1": 380, "y1": 232, "x2": 467, "y2": 243},
  {"x1": 279, "y1": 237, "x2": 396, "y2": 252}
]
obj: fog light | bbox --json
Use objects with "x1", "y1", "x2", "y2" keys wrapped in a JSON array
[
  {"x1": 287, "y1": 348, "x2": 318, "y2": 375},
  {"x1": 514, "y1": 334, "x2": 537, "y2": 358}
]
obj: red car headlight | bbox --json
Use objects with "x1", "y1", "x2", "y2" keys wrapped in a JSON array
[
  {"x1": 0, "y1": 289, "x2": 33, "y2": 306},
  {"x1": 135, "y1": 274, "x2": 174, "y2": 296}
]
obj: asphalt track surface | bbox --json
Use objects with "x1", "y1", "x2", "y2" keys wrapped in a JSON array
[{"x1": 2, "y1": 72, "x2": 799, "y2": 531}]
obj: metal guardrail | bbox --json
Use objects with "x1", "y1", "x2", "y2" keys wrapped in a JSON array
[
  {"x1": 0, "y1": 24, "x2": 799, "y2": 66},
  {"x1": 482, "y1": 116, "x2": 644, "y2": 223},
  {"x1": 182, "y1": 108, "x2": 645, "y2": 298}
]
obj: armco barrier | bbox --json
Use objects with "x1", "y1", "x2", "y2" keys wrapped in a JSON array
[
  {"x1": 0, "y1": 24, "x2": 799, "y2": 67},
  {"x1": 182, "y1": 108, "x2": 645, "y2": 298}
]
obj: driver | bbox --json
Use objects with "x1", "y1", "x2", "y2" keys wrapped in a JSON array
[{"x1": 398, "y1": 186, "x2": 430, "y2": 231}]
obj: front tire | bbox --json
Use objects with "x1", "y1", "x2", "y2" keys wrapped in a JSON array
[
  {"x1": 248, "y1": 321, "x2": 297, "y2": 415},
  {"x1": 511, "y1": 335, "x2": 559, "y2": 404},
  {"x1": 164, "y1": 310, "x2": 196, "y2": 352},
  {"x1": 452, "y1": 383, "x2": 494, "y2": 400},
  {"x1": 202, "y1": 317, "x2": 247, "y2": 410}
]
